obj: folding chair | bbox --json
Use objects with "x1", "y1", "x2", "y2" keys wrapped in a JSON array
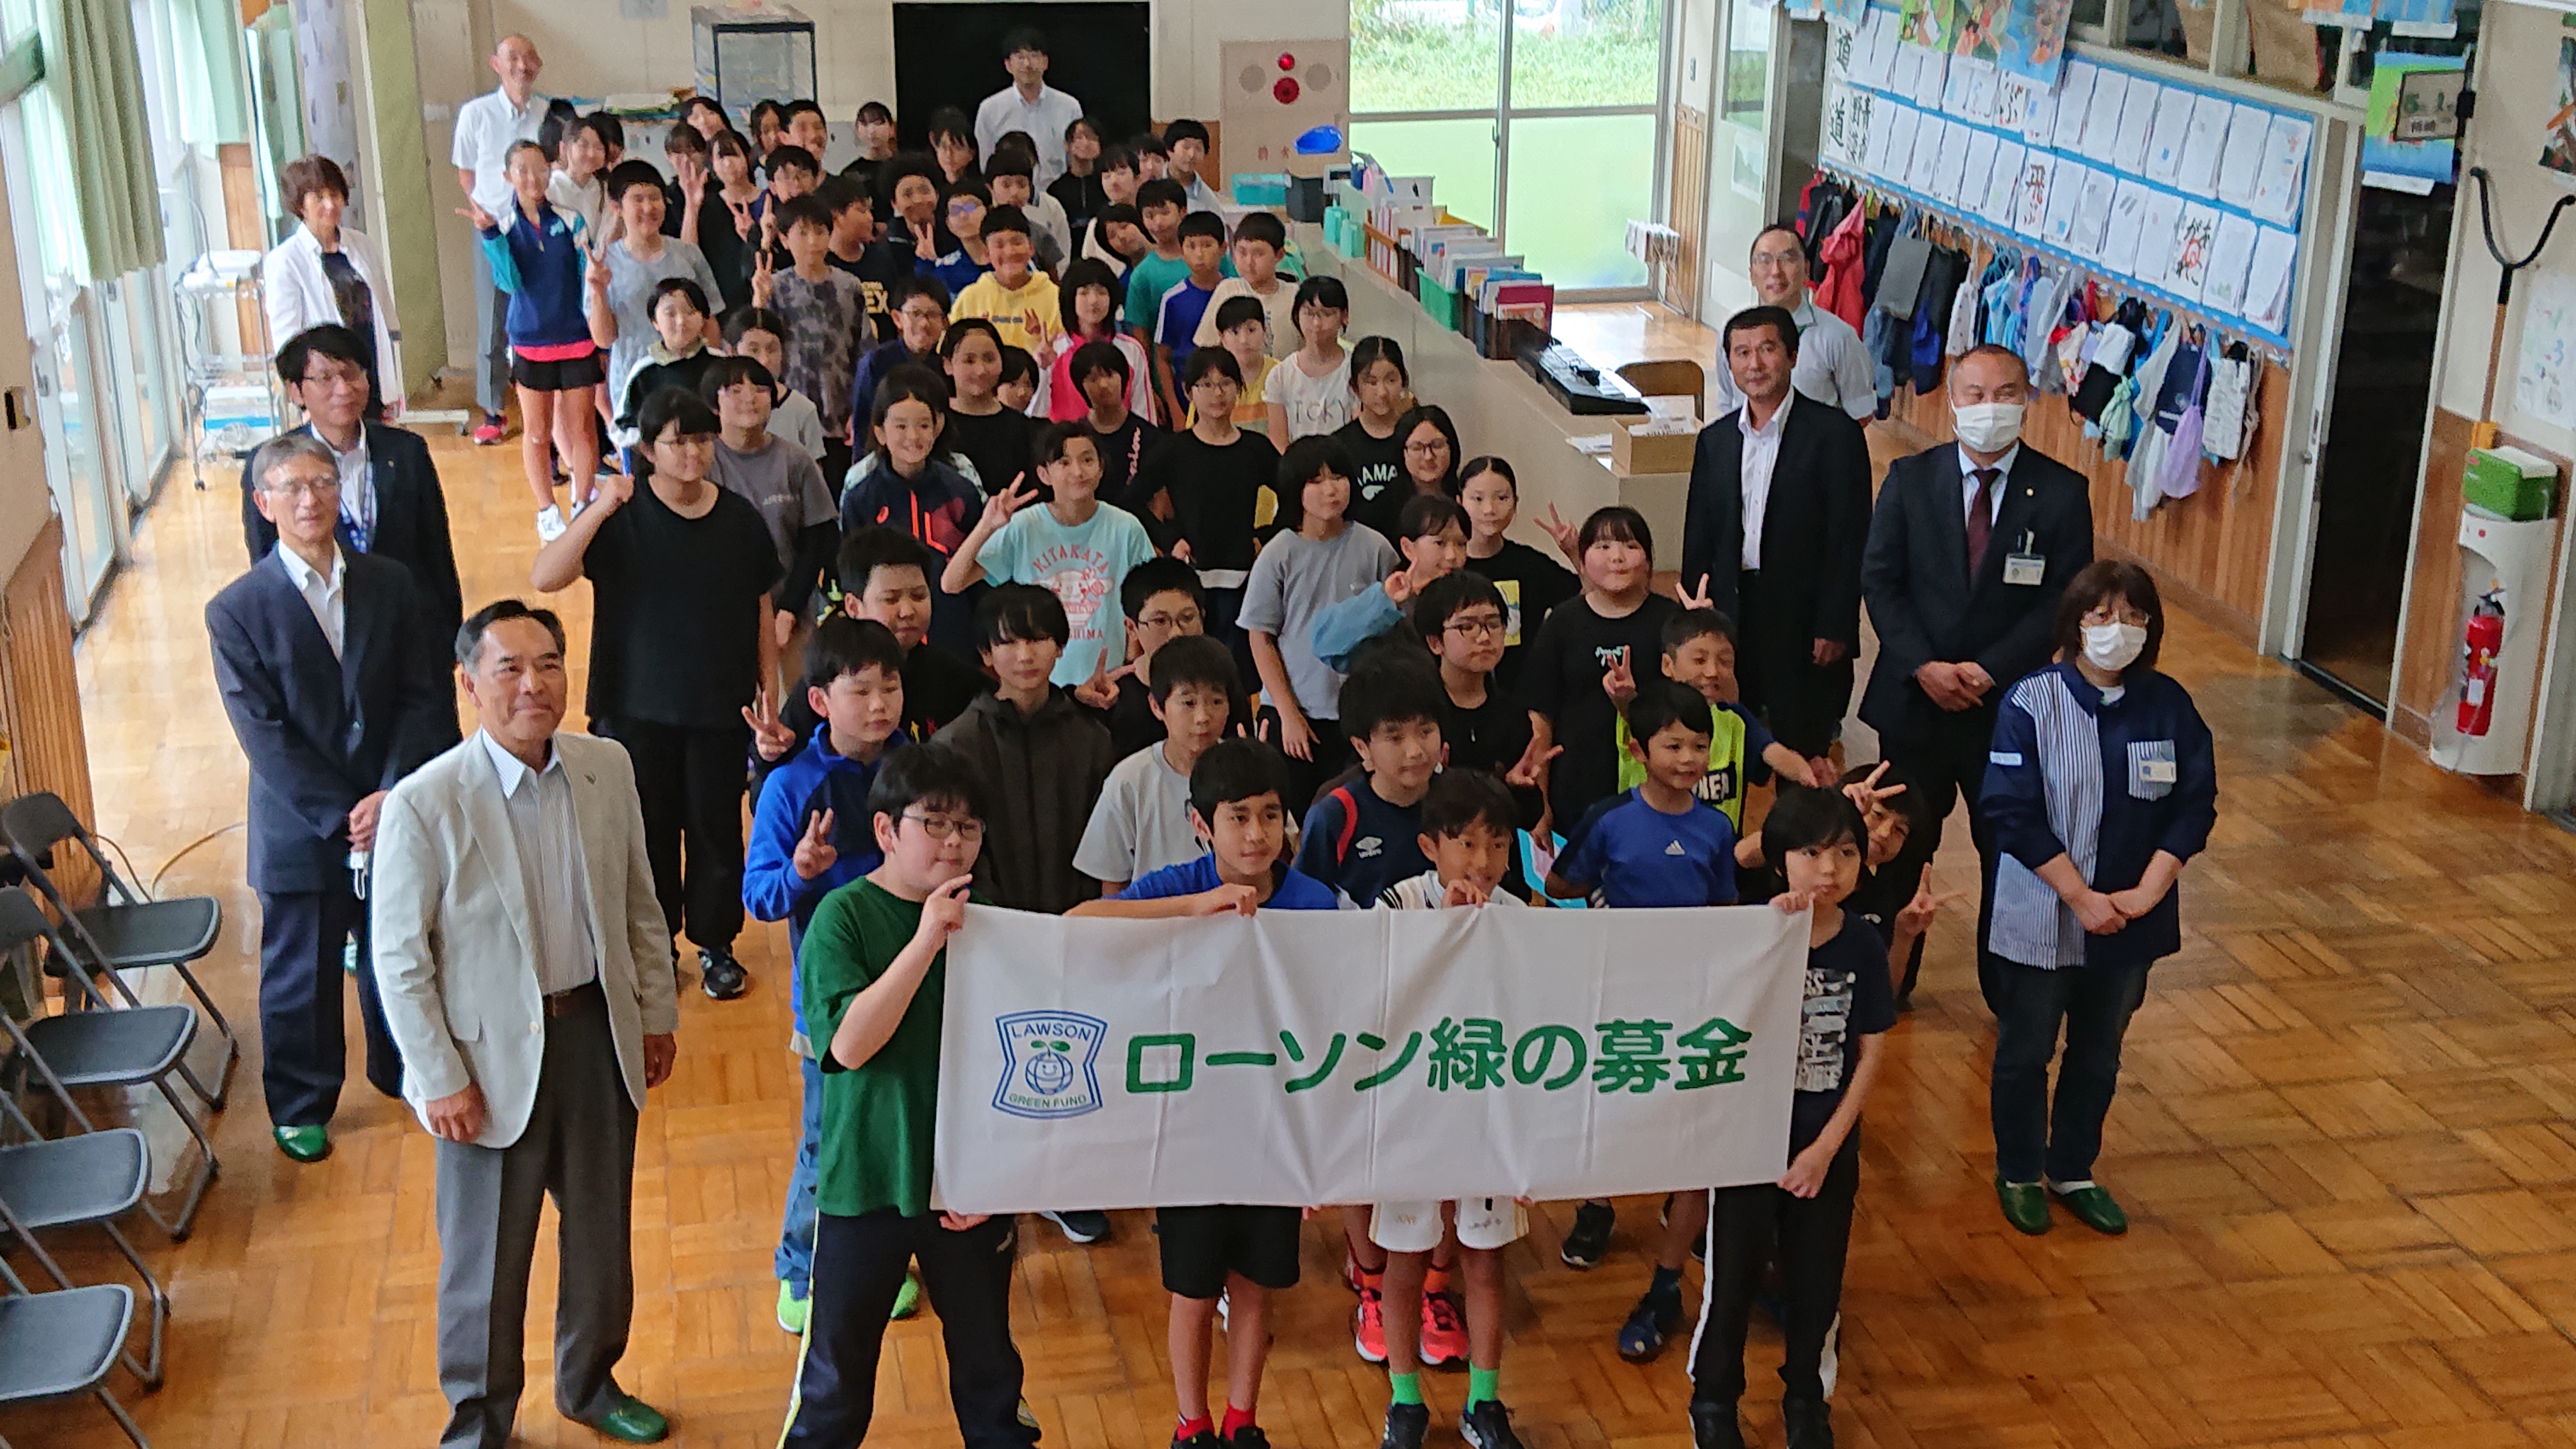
[
  {"x1": 0, "y1": 892, "x2": 218, "y2": 1240},
  {"x1": 3, "y1": 794, "x2": 235, "y2": 1109},
  {"x1": 1616, "y1": 359, "x2": 1706, "y2": 417},
  {"x1": 0, "y1": 1258, "x2": 151, "y2": 1448},
  {"x1": 0, "y1": 1087, "x2": 167, "y2": 1387}
]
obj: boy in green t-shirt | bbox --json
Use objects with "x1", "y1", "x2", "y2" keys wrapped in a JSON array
[
  {"x1": 780, "y1": 746, "x2": 1037, "y2": 1449},
  {"x1": 1614, "y1": 607, "x2": 1817, "y2": 828}
]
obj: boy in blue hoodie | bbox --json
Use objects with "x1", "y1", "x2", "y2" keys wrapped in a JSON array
[{"x1": 743, "y1": 616, "x2": 909, "y2": 1335}]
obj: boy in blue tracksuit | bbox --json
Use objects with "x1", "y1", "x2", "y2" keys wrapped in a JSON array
[
  {"x1": 1544, "y1": 678, "x2": 1742, "y2": 1304},
  {"x1": 743, "y1": 616, "x2": 909, "y2": 1334}
]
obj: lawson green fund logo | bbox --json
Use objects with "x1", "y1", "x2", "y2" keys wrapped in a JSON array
[{"x1": 992, "y1": 1011, "x2": 1108, "y2": 1120}]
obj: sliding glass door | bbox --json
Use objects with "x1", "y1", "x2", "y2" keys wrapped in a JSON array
[{"x1": 1352, "y1": 0, "x2": 1669, "y2": 292}]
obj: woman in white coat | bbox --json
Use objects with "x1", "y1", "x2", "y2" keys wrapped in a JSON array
[{"x1": 263, "y1": 154, "x2": 403, "y2": 415}]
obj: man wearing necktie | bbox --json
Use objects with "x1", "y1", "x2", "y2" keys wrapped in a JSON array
[
  {"x1": 1859, "y1": 345, "x2": 2093, "y2": 1008},
  {"x1": 208, "y1": 433, "x2": 460, "y2": 1162}
]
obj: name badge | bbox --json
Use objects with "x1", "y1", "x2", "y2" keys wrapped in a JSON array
[
  {"x1": 2139, "y1": 759, "x2": 2178, "y2": 784},
  {"x1": 2002, "y1": 552, "x2": 2046, "y2": 586}
]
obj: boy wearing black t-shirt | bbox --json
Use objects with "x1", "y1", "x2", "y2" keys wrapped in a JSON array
[
  {"x1": 761, "y1": 527, "x2": 993, "y2": 779},
  {"x1": 1291, "y1": 655, "x2": 1444, "y2": 906},
  {"x1": 1127, "y1": 349, "x2": 1280, "y2": 680},
  {"x1": 1688, "y1": 786, "x2": 1893, "y2": 1449},
  {"x1": 533, "y1": 388, "x2": 782, "y2": 1001}
]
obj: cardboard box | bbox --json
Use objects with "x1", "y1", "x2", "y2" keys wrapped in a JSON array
[{"x1": 1611, "y1": 416, "x2": 1696, "y2": 474}]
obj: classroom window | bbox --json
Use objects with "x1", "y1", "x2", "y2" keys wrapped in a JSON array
[
  {"x1": 1347, "y1": 116, "x2": 1500, "y2": 230},
  {"x1": 1351, "y1": 0, "x2": 1503, "y2": 113},
  {"x1": 1502, "y1": 113, "x2": 1654, "y2": 286},
  {"x1": 1722, "y1": 0, "x2": 1771, "y2": 128},
  {"x1": 1353, "y1": 0, "x2": 1673, "y2": 293},
  {"x1": 1511, "y1": 0, "x2": 1665, "y2": 108}
]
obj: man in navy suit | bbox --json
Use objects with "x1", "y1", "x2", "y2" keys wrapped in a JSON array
[
  {"x1": 1860, "y1": 344, "x2": 2094, "y2": 1007},
  {"x1": 209, "y1": 432, "x2": 460, "y2": 1162},
  {"x1": 243, "y1": 324, "x2": 465, "y2": 646}
]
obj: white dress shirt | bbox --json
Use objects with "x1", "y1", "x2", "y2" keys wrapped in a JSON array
[
  {"x1": 1713, "y1": 299, "x2": 1876, "y2": 421},
  {"x1": 1958, "y1": 442, "x2": 2019, "y2": 527},
  {"x1": 476, "y1": 730, "x2": 600, "y2": 996},
  {"x1": 452, "y1": 87, "x2": 551, "y2": 215},
  {"x1": 1738, "y1": 390, "x2": 1793, "y2": 571},
  {"x1": 974, "y1": 83, "x2": 1084, "y2": 190},
  {"x1": 278, "y1": 543, "x2": 347, "y2": 659}
]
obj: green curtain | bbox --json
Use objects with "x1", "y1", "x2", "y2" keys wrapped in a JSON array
[
  {"x1": 44, "y1": 0, "x2": 162, "y2": 279},
  {"x1": 168, "y1": 0, "x2": 250, "y2": 146}
]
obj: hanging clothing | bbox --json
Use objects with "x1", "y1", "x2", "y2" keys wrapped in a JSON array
[{"x1": 1815, "y1": 206, "x2": 1870, "y2": 331}]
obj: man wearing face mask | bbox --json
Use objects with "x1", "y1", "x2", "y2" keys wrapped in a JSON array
[
  {"x1": 1680, "y1": 305, "x2": 1873, "y2": 763},
  {"x1": 1859, "y1": 344, "x2": 2093, "y2": 1009}
]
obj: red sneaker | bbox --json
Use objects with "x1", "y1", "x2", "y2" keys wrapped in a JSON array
[
  {"x1": 1420, "y1": 1289, "x2": 1469, "y2": 1368},
  {"x1": 1353, "y1": 1286, "x2": 1388, "y2": 1364},
  {"x1": 472, "y1": 420, "x2": 507, "y2": 446},
  {"x1": 1345, "y1": 1251, "x2": 1381, "y2": 1295}
]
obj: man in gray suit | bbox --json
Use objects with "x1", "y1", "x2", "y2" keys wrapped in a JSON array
[{"x1": 372, "y1": 599, "x2": 681, "y2": 1448}]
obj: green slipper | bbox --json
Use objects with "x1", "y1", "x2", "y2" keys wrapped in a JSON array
[
  {"x1": 576, "y1": 1393, "x2": 670, "y2": 1444},
  {"x1": 892, "y1": 1270, "x2": 922, "y2": 1320},
  {"x1": 1995, "y1": 1177, "x2": 2050, "y2": 1235},
  {"x1": 2050, "y1": 1182, "x2": 2129, "y2": 1236},
  {"x1": 272, "y1": 1125, "x2": 331, "y2": 1164}
]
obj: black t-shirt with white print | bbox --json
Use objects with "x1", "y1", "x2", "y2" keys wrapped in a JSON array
[{"x1": 1788, "y1": 913, "x2": 1897, "y2": 1154}]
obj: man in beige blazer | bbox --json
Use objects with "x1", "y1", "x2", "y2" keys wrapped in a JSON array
[{"x1": 373, "y1": 599, "x2": 681, "y2": 1449}]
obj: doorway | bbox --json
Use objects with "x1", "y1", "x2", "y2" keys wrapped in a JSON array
[{"x1": 2299, "y1": 181, "x2": 2452, "y2": 710}]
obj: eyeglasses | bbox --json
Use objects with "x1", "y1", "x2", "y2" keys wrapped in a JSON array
[
  {"x1": 298, "y1": 366, "x2": 369, "y2": 392},
  {"x1": 1749, "y1": 249, "x2": 1804, "y2": 271},
  {"x1": 1444, "y1": 616, "x2": 1506, "y2": 639},
  {"x1": 902, "y1": 812, "x2": 985, "y2": 842},
  {"x1": 261, "y1": 477, "x2": 342, "y2": 500},
  {"x1": 1138, "y1": 609, "x2": 1202, "y2": 632},
  {"x1": 1404, "y1": 439, "x2": 1449, "y2": 455}
]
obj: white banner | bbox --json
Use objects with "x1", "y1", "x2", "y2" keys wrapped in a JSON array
[{"x1": 931, "y1": 902, "x2": 1811, "y2": 1214}]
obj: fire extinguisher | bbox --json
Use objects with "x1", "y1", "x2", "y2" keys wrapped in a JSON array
[{"x1": 2458, "y1": 592, "x2": 2506, "y2": 737}]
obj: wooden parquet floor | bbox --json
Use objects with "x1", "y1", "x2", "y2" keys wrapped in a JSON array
[{"x1": 15, "y1": 415, "x2": 2576, "y2": 1449}]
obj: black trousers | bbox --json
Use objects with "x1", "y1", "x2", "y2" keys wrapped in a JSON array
[
  {"x1": 1688, "y1": 1132, "x2": 1861, "y2": 1405},
  {"x1": 599, "y1": 717, "x2": 748, "y2": 953},
  {"x1": 1879, "y1": 704, "x2": 2004, "y2": 1008},
  {"x1": 783, "y1": 1209, "x2": 1034, "y2": 1449},
  {"x1": 1736, "y1": 571, "x2": 1855, "y2": 759},
  {"x1": 1991, "y1": 960, "x2": 2151, "y2": 1184},
  {"x1": 255, "y1": 886, "x2": 402, "y2": 1127},
  {"x1": 1260, "y1": 707, "x2": 1353, "y2": 814}
]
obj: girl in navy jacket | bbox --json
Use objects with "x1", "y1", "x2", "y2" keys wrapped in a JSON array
[
  {"x1": 1980, "y1": 559, "x2": 2217, "y2": 1239},
  {"x1": 466, "y1": 139, "x2": 601, "y2": 538}
]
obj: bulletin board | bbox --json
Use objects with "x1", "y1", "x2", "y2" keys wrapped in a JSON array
[{"x1": 1818, "y1": 4, "x2": 2311, "y2": 349}]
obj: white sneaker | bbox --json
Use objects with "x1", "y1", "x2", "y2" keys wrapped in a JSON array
[
  {"x1": 535, "y1": 504, "x2": 566, "y2": 542},
  {"x1": 569, "y1": 494, "x2": 589, "y2": 521}
]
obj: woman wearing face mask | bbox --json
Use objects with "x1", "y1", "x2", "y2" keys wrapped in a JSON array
[{"x1": 1976, "y1": 559, "x2": 2215, "y2": 1242}]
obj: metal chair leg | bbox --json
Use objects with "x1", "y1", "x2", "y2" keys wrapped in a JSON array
[
  {"x1": 91, "y1": 1384, "x2": 154, "y2": 1449},
  {"x1": 100, "y1": 1222, "x2": 167, "y2": 1389},
  {"x1": 164, "y1": 963, "x2": 237, "y2": 1109},
  {"x1": 132, "y1": 1080, "x2": 219, "y2": 1242}
]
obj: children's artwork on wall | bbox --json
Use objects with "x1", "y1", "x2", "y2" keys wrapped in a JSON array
[
  {"x1": 1823, "y1": 0, "x2": 1870, "y2": 28},
  {"x1": 2361, "y1": 51, "x2": 2461, "y2": 190},
  {"x1": 2169, "y1": 203, "x2": 2222, "y2": 298},
  {"x1": 2542, "y1": 41, "x2": 2576, "y2": 181},
  {"x1": 1950, "y1": 0, "x2": 2074, "y2": 88},
  {"x1": 1900, "y1": 0, "x2": 1958, "y2": 50},
  {"x1": 2514, "y1": 270, "x2": 2576, "y2": 431}
]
